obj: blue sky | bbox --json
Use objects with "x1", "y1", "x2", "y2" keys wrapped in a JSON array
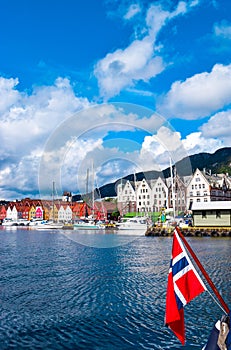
[{"x1": 1, "y1": 0, "x2": 231, "y2": 199}]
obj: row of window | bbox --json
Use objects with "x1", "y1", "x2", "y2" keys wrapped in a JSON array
[
  {"x1": 202, "y1": 210, "x2": 221, "y2": 218},
  {"x1": 192, "y1": 184, "x2": 205, "y2": 189},
  {"x1": 189, "y1": 191, "x2": 208, "y2": 196},
  {"x1": 140, "y1": 189, "x2": 148, "y2": 193},
  {"x1": 123, "y1": 189, "x2": 166, "y2": 196}
]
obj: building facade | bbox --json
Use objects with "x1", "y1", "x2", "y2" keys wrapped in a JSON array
[
  {"x1": 187, "y1": 169, "x2": 231, "y2": 209},
  {"x1": 192, "y1": 201, "x2": 231, "y2": 227},
  {"x1": 117, "y1": 180, "x2": 136, "y2": 216}
]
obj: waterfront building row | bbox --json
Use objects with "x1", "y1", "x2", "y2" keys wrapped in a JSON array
[
  {"x1": 0, "y1": 198, "x2": 117, "y2": 223},
  {"x1": 1, "y1": 168, "x2": 231, "y2": 222},
  {"x1": 116, "y1": 168, "x2": 231, "y2": 216}
]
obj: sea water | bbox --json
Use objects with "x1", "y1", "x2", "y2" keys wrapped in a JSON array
[{"x1": 0, "y1": 227, "x2": 230, "y2": 349}]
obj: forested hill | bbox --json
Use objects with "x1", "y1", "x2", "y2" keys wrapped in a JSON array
[{"x1": 72, "y1": 147, "x2": 231, "y2": 201}]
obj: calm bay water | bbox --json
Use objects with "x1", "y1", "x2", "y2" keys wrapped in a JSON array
[{"x1": 0, "y1": 227, "x2": 230, "y2": 350}]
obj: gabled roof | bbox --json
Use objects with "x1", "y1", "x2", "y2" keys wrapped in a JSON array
[{"x1": 188, "y1": 168, "x2": 210, "y2": 187}]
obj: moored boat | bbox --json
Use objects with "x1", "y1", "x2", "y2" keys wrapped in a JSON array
[
  {"x1": 2, "y1": 218, "x2": 18, "y2": 226},
  {"x1": 2, "y1": 218, "x2": 30, "y2": 226},
  {"x1": 73, "y1": 219, "x2": 105, "y2": 230},
  {"x1": 116, "y1": 217, "x2": 148, "y2": 231},
  {"x1": 32, "y1": 220, "x2": 63, "y2": 230}
]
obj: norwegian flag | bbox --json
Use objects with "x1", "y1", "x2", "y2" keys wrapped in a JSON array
[{"x1": 165, "y1": 229, "x2": 207, "y2": 345}]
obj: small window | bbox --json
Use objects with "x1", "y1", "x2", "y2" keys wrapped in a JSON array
[{"x1": 202, "y1": 211, "x2": 207, "y2": 218}]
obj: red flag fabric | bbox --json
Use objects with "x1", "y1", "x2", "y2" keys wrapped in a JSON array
[{"x1": 165, "y1": 229, "x2": 207, "y2": 345}]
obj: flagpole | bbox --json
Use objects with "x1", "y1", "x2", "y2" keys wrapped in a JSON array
[{"x1": 175, "y1": 226, "x2": 230, "y2": 314}]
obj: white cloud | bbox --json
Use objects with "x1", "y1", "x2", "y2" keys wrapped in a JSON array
[
  {"x1": 158, "y1": 63, "x2": 231, "y2": 119},
  {"x1": 139, "y1": 126, "x2": 189, "y2": 170},
  {"x1": 189, "y1": 0, "x2": 200, "y2": 7},
  {"x1": 182, "y1": 132, "x2": 223, "y2": 155},
  {"x1": 0, "y1": 76, "x2": 91, "y2": 199},
  {"x1": 214, "y1": 20, "x2": 231, "y2": 40},
  {"x1": 36, "y1": 103, "x2": 161, "y2": 194},
  {"x1": 0, "y1": 77, "x2": 21, "y2": 114},
  {"x1": 0, "y1": 77, "x2": 90, "y2": 158},
  {"x1": 94, "y1": 38, "x2": 165, "y2": 99},
  {"x1": 200, "y1": 110, "x2": 231, "y2": 145},
  {"x1": 124, "y1": 4, "x2": 141, "y2": 20},
  {"x1": 94, "y1": 2, "x2": 198, "y2": 99}
]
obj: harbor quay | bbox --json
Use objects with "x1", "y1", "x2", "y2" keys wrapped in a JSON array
[{"x1": 145, "y1": 226, "x2": 231, "y2": 237}]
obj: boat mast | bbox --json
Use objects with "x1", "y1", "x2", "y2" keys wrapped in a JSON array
[
  {"x1": 92, "y1": 161, "x2": 94, "y2": 218},
  {"x1": 134, "y1": 172, "x2": 137, "y2": 216},
  {"x1": 86, "y1": 168, "x2": 89, "y2": 195},
  {"x1": 85, "y1": 168, "x2": 89, "y2": 218},
  {"x1": 170, "y1": 157, "x2": 175, "y2": 218},
  {"x1": 52, "y1": 181, "x2": 55, "y2": 222}
]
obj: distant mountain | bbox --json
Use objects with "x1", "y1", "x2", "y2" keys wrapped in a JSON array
[
  {"x1": 186, "y1": 147, "x2": 231, "y2": 175},
  {"x1": 72, "y1": 147, "x2": 231, "y2": 201}
]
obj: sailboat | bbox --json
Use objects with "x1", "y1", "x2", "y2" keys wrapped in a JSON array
[
  {"x1": 35, "y1": 182, "x2": 63, "y2": 230},
  {"x1": 73, "y1": 165, "x2": 105, "y2": 231}
]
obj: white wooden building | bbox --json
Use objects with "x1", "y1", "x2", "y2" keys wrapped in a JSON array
[
  {"x1": 116, "y1": 180, "x2": 136, "y2": 216},
  {"x1": 151, "y1": 177, "x2": 168, "y2": 212},
  {"x1": 187, "y1": 168, "x2": 231, "y2": 209},
  {"x1": 136, "y1": 178, "x2": 152, "y2": 214},
  {"x1": 6, "y1": 205, "x2": 18, "y2": 220},
  {"x1": 192, "y1": 201, "x2": 231, "y2": 227}
]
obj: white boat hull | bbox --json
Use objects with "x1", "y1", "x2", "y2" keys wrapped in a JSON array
[
  {"x1": 2, "y1": 219, "x2": 30, "y2": 226},
  {"x1": 73, "y1": 224, "x2": 105, "y2": 230},
  {"x1": 33, "y1": 222, "x2": 63, "y2": 230},
  {"x1": 116, "y1": 217, "x2": 148, "y2": 233}
]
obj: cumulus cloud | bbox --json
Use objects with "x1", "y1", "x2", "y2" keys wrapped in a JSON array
[
  {"x1": 37, "y1": 103, "x2": 169, "y2": 195},
  {"x1": 199, "y1": 109, "x2": 231, "y2": 145},
  {"x1": 0, "y1": 77, "x2": 21, "y2": 114},
  {"x1": 182, "y1": 132, "x2": 223, "y2": 155},
  {"x1": 140, "y1": 125, "x2": 225, "y2": 172},
  {"x1": 94, "y1": 38, "x2": 164, "y2": 99},
  {"x1": 139, "y1": 126, "x2": 189, "y2": 170},
  {"x1": 0, "y1": 73, "x2": 227, "y2": 201},
  {"x1": 94, "y1": 2, "x2": 196, "y2": 99},
  {"x1": 157, "y1": 63, "x2": 231, "y2": 119},
  {"x1": 0, "y1": 77, "x2": 89, "y2": 157},
  {"x1": 0, "y1": 76, "x2": 91, "y2": 199}
]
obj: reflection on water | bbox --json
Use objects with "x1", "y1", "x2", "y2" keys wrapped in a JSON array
[{"x1": 0, "y1": 227, "x2": 230, "y2": 349}]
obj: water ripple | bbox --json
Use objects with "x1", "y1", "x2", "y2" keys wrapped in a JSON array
[{"x1": 0, "y1": 229, "x2": 230, "y2": 349}]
